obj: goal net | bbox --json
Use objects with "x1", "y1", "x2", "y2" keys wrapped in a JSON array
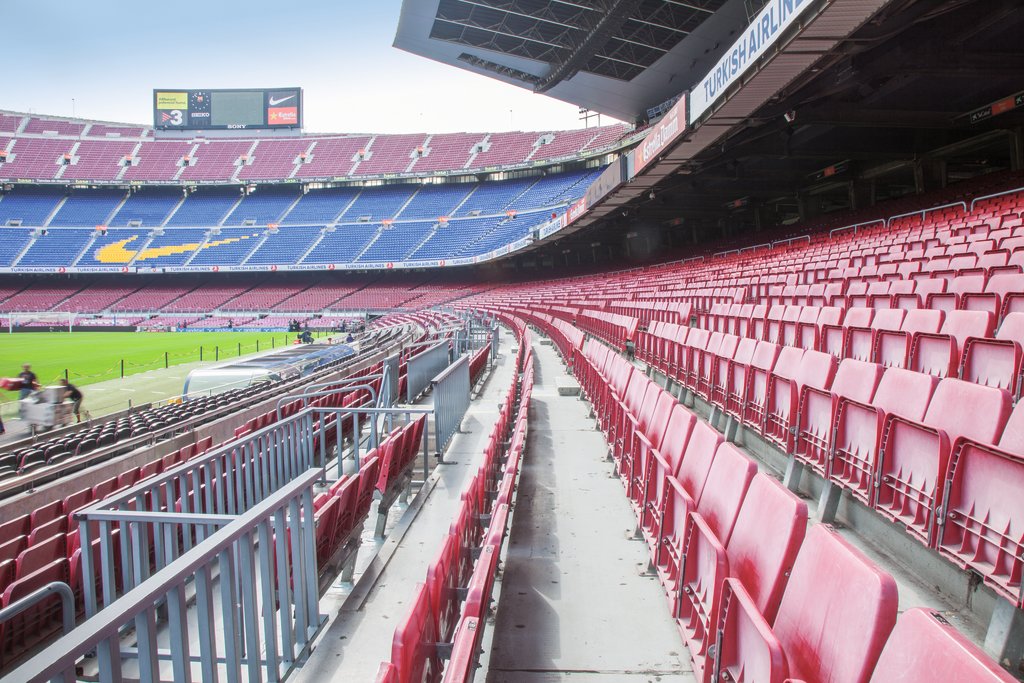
[{"x1": 7, "y1": 311, "x2": 76, "y2": 333}]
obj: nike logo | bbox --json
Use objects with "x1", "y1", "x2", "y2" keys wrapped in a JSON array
[{"x1": 269, "y1": 95, "x2": 295, "y2": 106}]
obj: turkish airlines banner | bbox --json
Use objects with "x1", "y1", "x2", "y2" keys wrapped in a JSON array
[
  {"x1": 689, "y1": 0, "x2": 815, "y2": 122},
  {"x1": 634, "y1": 93, "x2": 688, "y2": 174}
]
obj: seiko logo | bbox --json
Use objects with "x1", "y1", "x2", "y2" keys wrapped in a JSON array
[
  {"x1": 190, "y1": 112, "x2": 210, "y2": 118},
  {"x1": 641, "y1": 113, "x2": 679, "y2": 161}
]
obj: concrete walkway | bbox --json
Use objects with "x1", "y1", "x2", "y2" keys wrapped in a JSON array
[
  {"x1": 484, "y1": 339, "x2": 692, "y2": 682},
  {"x1": 295, "y1": 341, "x2": 518, "y2": 682}
]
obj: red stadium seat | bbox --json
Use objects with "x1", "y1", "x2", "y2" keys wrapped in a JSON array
[
  {"x1": 648, "y1": 420, "x2": 721, "y2": 576},
  {"x1": 0, "y1": 558, "x2": 70, "y2": 665},
  {"x1": 935, "y1": 402, "x2": 1024, "y2": 603},
  {"x1": 764, "y1": 349, "x2": 837, "y2": 452},
  {"x1": 873, "y1": 308, "x2": 944, "y2": 368},
  {"x1": 389, "y1": 584, "x2": 442, "y2": 682},
  {"x1": 628, "y1": 391, "x2": 678, "y2": 505},
  {"x1": 15, "y1": 534, "x2": 64, "y2": 580},
  {"x1": 671, "y1": 444, "x2": 756, "y2": 680},
  {"x1": 909, "y1": 309, "x2": 995, "y2": 378},
  {"x1": 715, "y1": 578, "x2": 787, "y2": 683},
  {"x1": 962, "y1": 272, "x2": 1024, "y2": 321},
  {"x1": 876, "y1": 378, "x2": 1011, "y2": 545},
  {"x1": 822, "y1": 307, "x2": 872, "y2": 357},
  {"x1": 660, "y1": 442, "x2": 754, "y2": 593},
  {"x1": 712, "y1": 336, "x2": 755, "y2": 407},
  {"x1": 868, "y1": 608, "x2": 1016, "y2": 682},
  {"x1": 726, "y1": 340, "x2": 778, "y2": 418},
  {"x1": 795, "y1": 358, "x2": 884, "y2": 475},
  {"x1": 638, "y1": 404, "x2": 697, "y2": 540},
  {"x1": 845, "y1": 308, "x2": 905, "y2": 361},
  {"x1": 426, "y1": 533, "x2": 461, "y2": 643},
  {"x1": 442, "y1": 617, "x2": 481, "y2": 683},
  {"x1": 714, "y1": 525, "x2": 898, "y2": 683},
  {"x1": 463, "y1": 544, "x2": 500, "y2": 622},
  {"x1": 0, "y1": 537, "x2": 27, "y2": 567},
  {"x1": 830, "y1": 367, "x2": 939, "y2": 504},
  {"x1": 740, "y1": 342, "x2": 788, "y2": 428},
  {"x1": 960, "y1": 312, "x2": 1024, "y2": 395}
]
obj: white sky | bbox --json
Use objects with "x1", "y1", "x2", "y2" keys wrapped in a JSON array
[{"x1": 3, "y1": 0, "x2": 622, "y2": 134}]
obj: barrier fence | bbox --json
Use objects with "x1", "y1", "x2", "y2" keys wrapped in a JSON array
[
  {"x1": 0, "y1": 320, "x2": 490, "y2": 681},
  {"x1": 406, "y1": 341, "x2": 450, "y2": 402},
  {"x1": 78, "y1": 409, "x2": 319, "y2": 617},
  {"x1": 433, "y1": 354, "x2": 471, "y2": 452},
  {"x1": 9, "y1": 470, "x2": 324, "y2": 683},
  {"x1": 384, "y1": 352, "x2": 400, "y2": 407}
]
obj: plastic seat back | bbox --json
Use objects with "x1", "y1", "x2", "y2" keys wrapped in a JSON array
[
  {"x1": 694, "y1": 443, "x2": 757, "y2": 545},
  {"x1": 771, "y1": 525, "x2": 898, "y2": 683},
  {"x1": 997, "y1": 402, "x2": 1024, "y2": 456},
  {"x1": 676, "y1": 421, "x2": 724, "y2": 504},
  {"x1": 868, "y1": 608, "x2": 1016, "y2": 682},
  {"x1": 390, "y1": 584, "x2": 442, "y2": 682},
  {"x1": 876, "y1": 379, "x2": 1011, "y2": 544},
  {"x1": 727, "y1": 474, "x2": 808, "y2": 624}
]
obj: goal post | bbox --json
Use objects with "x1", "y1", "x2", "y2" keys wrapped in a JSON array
[{"x1": 8, "y1": 311, "x2": 75, "y2": 333}]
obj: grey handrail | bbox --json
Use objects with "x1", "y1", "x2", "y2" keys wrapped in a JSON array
[
  {"x1": 886, "y1": 200, "x2": 967, "y2": 227},
  {"x1": 970, "y1": 185, "x2": 1024, "y2": 212},
  {"x1": 9, "y1": 470, "x2": 324, "y2": 683},
  {"x1": 0, "y1": 581, "x2": 75, "y2": 640}
]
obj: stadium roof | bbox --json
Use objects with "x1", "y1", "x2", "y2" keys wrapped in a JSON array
[
  {"x1": 394, "y1": 0, "x2": 749, "y2": 123},
  {"x1": 500, "y1": 0, "x2": 1024, "y2": 267}
]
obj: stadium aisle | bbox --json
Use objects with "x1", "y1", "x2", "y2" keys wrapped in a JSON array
[
  {"x1": 295, "y1": 337, "x2": 518, "y2": 682},
  {"x1": 483, "y1": 338, "x2": 692, "y2": 682}
]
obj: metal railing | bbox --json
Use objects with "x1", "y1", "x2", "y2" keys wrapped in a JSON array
[
  {"x1": 829, "y1": 219, "x2": 885, "y2": 238},
  {"x1": 432, "y1": 354, "x2": 471, "y2": 452},
  {"x1": 0, "y1": 581, "x2": 75, "y2": 642},
  {"x1": 886, "y1": 200, "x2": 968, "y2": 227},
  {"x1": 384, "y1": 353, "x2": 400, "y2": 407},
  {"x1": 78, "y1": 409, "x2": 319, "y2": 616},
  {"x1": 406, "y1": 341, "x2": 450, "y2": 401},
  {"x1": 9, "y1": 470, "x2": 324, "y2": 683},
  {"x1": 970, "y1": 185, "x2": 1024, "y2": 211},
  {"x1": 308, "y1": 405, "x2": 433, "y2": 479}
]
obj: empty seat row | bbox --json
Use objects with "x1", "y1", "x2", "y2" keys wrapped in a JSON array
[
  {"x1": 524, "y1": 314, "x2": 1016, "y2": 683},
  {"x1": 376, "y1": 319, "x2": 533, "y2": 683}
]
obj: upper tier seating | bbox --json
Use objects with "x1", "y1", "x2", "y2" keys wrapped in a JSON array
[{"x1": 0, "y1": 112, "x2": 629, "y2": 182}]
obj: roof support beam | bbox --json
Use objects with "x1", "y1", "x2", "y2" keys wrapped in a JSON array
[
  {"x1": 534, "y1": 0, "x2": 649, "y2": 93},
  {"x1": 434, "y1": 16, "x2": 571, "y2": 51}
]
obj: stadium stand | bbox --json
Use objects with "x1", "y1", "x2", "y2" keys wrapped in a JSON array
[
  {"x1": 0, "y1": 111, "x2": 629, "y2": 184},
  {"x1": 5, "y1": 1, "x2": 1024, "y2": 678}
]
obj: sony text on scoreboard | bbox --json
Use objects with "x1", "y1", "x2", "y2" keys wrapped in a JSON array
[{"x1": 153, "y1": 88, "x2": 302, "y2": 130}]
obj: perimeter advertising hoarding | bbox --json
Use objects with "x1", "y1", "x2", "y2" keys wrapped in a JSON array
[
  {"x1": 584, "y1": 155, "x2": 627, "y2": 209},
  {"x1": 566, "y1": 197, "x2": 588, "y2": 225},
  {"x1": 634, "y1": 93, "x2": 687, "y2": 174}
]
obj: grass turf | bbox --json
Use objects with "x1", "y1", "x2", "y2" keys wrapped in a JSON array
[{"x1": 0, "y1": 331, "x2": 303, "y2": 400}]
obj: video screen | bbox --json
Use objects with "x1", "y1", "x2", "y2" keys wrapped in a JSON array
[{"x1": 210, "y1": 91, "x2": 265, "y2": 127}]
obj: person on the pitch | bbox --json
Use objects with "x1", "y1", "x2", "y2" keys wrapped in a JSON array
[
  {"x1": 18, "y1": 364, "x2": 38, "y2": 399},
  {"x1": 60, "y1": 378, "x2": 84, "y2": 422}
]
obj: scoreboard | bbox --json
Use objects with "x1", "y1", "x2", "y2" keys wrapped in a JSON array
[{"x1": 153, "y1": 88, "x2": 302, "y2": 131}]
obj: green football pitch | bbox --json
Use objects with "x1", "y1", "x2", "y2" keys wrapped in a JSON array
[{"x1": 0, "y1": 331, "x2": 304, "y2": 401}]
